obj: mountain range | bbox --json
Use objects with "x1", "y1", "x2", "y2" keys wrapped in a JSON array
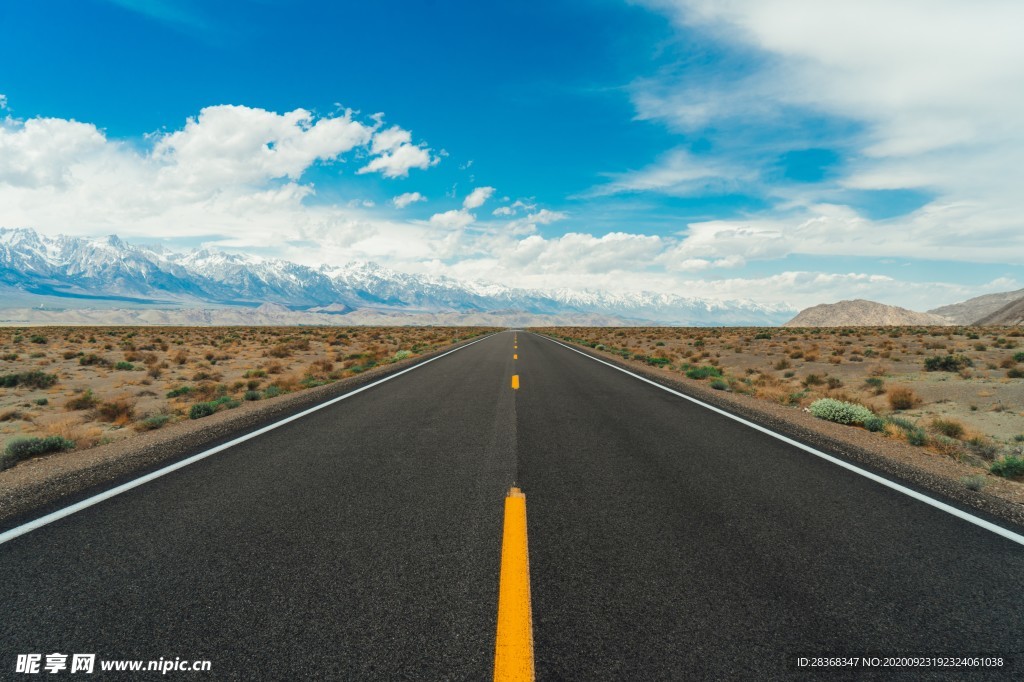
[{"x1": 0, "y1": 228, "x2": 794, "y2": 326}]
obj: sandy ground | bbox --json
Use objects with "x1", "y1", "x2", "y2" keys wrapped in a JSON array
[{"x1": 537, "y1": 327, "x2": 1024, "y2": 515}]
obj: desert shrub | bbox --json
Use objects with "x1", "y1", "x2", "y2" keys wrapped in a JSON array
[
  {"x1": 65, "y1": 390, "x2": 98, "y2": 411},
  {"x1": 1007, "y1": 368, "x2": 1024, "y2": 379},
  {"x1": 34, "y1": 397, "x2": 48, "y2": 406},
  {"x1": 773, "y1": 359, "x2": 791, "y2": 371},
  {"x1": 930, "y1": 418, "x2": 965, "y2": 439},
  {"x1": 95, "y1": 398, "x2": 136, "y2": 423},
  {"x1": 802, "y1": 373, "x2": 825, "y2": 387},
  {"x1": 826, "y1": 377, "x2": 843, "y2": 389},
  {"x1": 962, "y1": 474, "x2": 987, "y2": 491},
  {"x1": 135, "y1": 414, "x2": 170, "y2": 431},
  {"x1": 243, "y1": 390, "x2": 262, "y2": 401},
  {"x1": 686, "y1": 365, "x2": 722, "y2": 380},
  {"x1": 905, "y1": 428, "x2": 928, "y2": 446},
  {"x1": 923, "y1": 354, "x2": 972, "y2": 372},
  {"x1": 888, "y1": 387, "x2": 920, "y2": 410},
  {"x1": 0, "y1": 370, "x2": 59, "y2": 388},
  {"x1": 189, "y1": 402, "x2": 215, "y2": 419},
  {"x1": 1014, "y1": 351, "x2": 1024, "y2": 362},
  {"x1": 990, "y1": 455, "x2": 1024, "y2": 478},
  {"x1": 754, "y1": 332, "x2": 772, "y2": 340},
  {"x1": 863, "y1": 417, "x2": 886, "y2": 432},
  {"x1": 809, "y1": 398, "x2": 874, "y2": 425},
  {"x1": 114, "y1": 361, "x2": 135, "y2": 371},
  {"x1": 263, "y1": 385, "x2": 282, "y2": 398},
  {"x1": 79, "y1": 354, "x2": 111, "y2": 367},
  {"x1": 2, "y1": 436, "x2": 75, "y2": 469},
  {"x1": 166, "y1": 385, "x2": 193, "y2": 398},
  {"x1": 710, "y1": 379, "x2": 728, "y2": 390}
]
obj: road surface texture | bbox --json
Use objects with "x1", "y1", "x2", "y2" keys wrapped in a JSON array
[{"x1": 2, "y1": 330, "x2": 1022, "y2": 680}]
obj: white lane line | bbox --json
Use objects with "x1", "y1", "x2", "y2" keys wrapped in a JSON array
[
  {"x1": 533, "y1": 333, "x2": 1024, "y2": 547},
  {"x1": 0, "y1": 333, "x2": 501, "y2": 546}
]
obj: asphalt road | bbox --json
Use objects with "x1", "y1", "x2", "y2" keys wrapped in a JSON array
[{"x1": 2, "y1": 330, "x2": 1022, "y2": 680}]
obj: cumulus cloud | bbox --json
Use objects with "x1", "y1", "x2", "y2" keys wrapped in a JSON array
[
  {"x1": 392, "y1": 191, "x2": 426, "y2": 208},
  {"x1": 428, "y1": 208, "x2": 475, "y2": 230},
  {"x1": 462, "y1": 186, "x2": 495, "y2": 209},
  {"x1": 358, "y1": 142, "x2": 437, "y2": 178}
]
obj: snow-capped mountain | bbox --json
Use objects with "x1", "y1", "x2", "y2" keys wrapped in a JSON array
[{"x1": 0, "y1": 227, "x2": 794, "y2": 325}]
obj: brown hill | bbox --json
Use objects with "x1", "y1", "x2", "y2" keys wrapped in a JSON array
[
  {"x1": 784, "y1": 299, "x2": 953, "y2": 327},
  {"x1": 928, "y1": 288, "x2": 1024, "y2": 324},
  {"x1": 973, "y1": 297, "x2": 1024, "y2": 326}
]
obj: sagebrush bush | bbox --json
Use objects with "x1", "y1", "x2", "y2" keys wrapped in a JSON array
[
  {"x1": 135, "y1": 414, "x2": 170, "y2": 431},
  {"x1": 923, "y1": 354, "x2": 972, "y2": 372},
  {"x1": 685, "y1": 365, "x2": 722, "y2": 380},
  {"x1": 863, "y1": 417, "x2": 886, "y2": 432},
  {"x1": 2, "y1": 436, "x2": 75, "y2": 469},
  {"x1": 0, "y1": 370, "x2": 59, "y2": 388},
  {"x1": 990, "y1": 455, "x2": 1024, "y2": 478},
  {"x1": 65, "y1": 390, "x2": 98, "y2": 411},
  {"x1": 809, "y1": 398, "x2": 874, "y2": 425},
  {"x1": 930, "y1": 418, "x2": 965, "y2": 439}
]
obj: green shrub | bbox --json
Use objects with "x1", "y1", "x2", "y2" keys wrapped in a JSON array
[
  {"x1": 864, "y1": 417, "x2": 886, "y2": 432},
  {"x1": 754, "y1": 332, "x2": 772, "y2": 340},
  {"x1": 244, "y1": 390, "x2": 262, "y2": 401},
  {"x1": 33, "y1": 397, "x2": 48, "y2": 406},
  {"x1": 1014, "y1": 351, "x2": 1024, "y2": 362},
  {"x1": 114, "y1": 361, "x2": 135, "y2": 371},
  {"x1": 189, "y1": 402, "x2": 215, "y2": 419},
  {"x1": 923, "y1": 354, "x2": 972, "y2": 372},
  {"x1": 29, "y1": 334, "x2": 47, "y2": 344},
  {"x1": 79, "y1": 354, "x2": 111, "y2": 367},
  {"x1": 930, "y1": 418, "x2": 965, "y2": 439},
  {"x1": 264, "y1": 385, "x2": 282, "y2": 398},
  {"x1": 393, "y1": 350, "x2": 413, "y2": 361},
  {"x1": 2, "y1": 436, "x2": 74, "y2": 469},
  {"x1": 136, "y1": 414, "x2": 170, "y2": 431},
  {"x1": 1008, "y1": 368, "x2": 1024, "y2": 379},
  {"x1": 710, "y1": 379, "x2": 728, "y2": 390},
  {"x1": 990, "y1": 456, "x2": 1024, "y2": 478},
  {"x1": 166, "y1": 385, "x2": 193, "y2": 398},
  {"x1": 808, "y1": 398, "x2": 874, "y2": 425},
  {"x1": 686, "y1": 365, "x2": 722, "y2": 380},
  {"x1": 906, "y1": 428, "x2": 928, "y2": 446},
  {"x1": 0, "y1": 370, "x2": 59, "y2": 388}
]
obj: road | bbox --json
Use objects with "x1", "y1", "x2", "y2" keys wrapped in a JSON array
[{"x1": 1, "y1": 330, "x2": 1022, "y2": 679}]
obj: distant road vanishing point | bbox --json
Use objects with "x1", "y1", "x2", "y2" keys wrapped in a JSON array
[{"x1": 2, "y1": 331, "x2": 1022, "y2": 680}]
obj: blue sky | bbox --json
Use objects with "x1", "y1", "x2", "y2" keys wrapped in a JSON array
[{"x1": 1, "y1": 0, "x2": 1022, "y2": 310}]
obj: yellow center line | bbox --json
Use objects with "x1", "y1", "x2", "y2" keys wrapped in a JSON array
[
  {"x1": 514, "y1": 354, "x2": 518, "y2": 360},
  {"x1": 511, "y1": 374, "x2": 520, "y2": 390},
  {"x1": 494, "y1": 487, "x2": 535, "y2": 681}
]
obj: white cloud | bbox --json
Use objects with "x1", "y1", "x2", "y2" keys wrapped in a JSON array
[
  {"x1": 428, "y1": 208, "x2": 475, "y2": 230},
  {"x1": 370, "y1": 125, "x2": 412, "y2": 154},
  {"x1": 392, "y1": 191, "x2": 426, "y2": 208},
  {"x1": 358, "y1": 142, "x2": 437, "y2": 178},
  {"x1": 630, "y1": 0, "x2": 1024, "y2": 262},
  {"x1": 0, "y1": 94, "x2": 7, "y2": 110},
  {"x1": 492, "y1": 206, "x2": 514, "y2": 216},
  {"x1": 585, "y1": 148, "x2": 753, "y2": 197},
  {"x1": 462, "y1": 186, "x2": 495, "y2": 209}
]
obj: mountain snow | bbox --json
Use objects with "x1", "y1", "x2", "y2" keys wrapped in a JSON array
[{"x1": 0, "y1": 227, "x2": 794, "y2": 325}]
